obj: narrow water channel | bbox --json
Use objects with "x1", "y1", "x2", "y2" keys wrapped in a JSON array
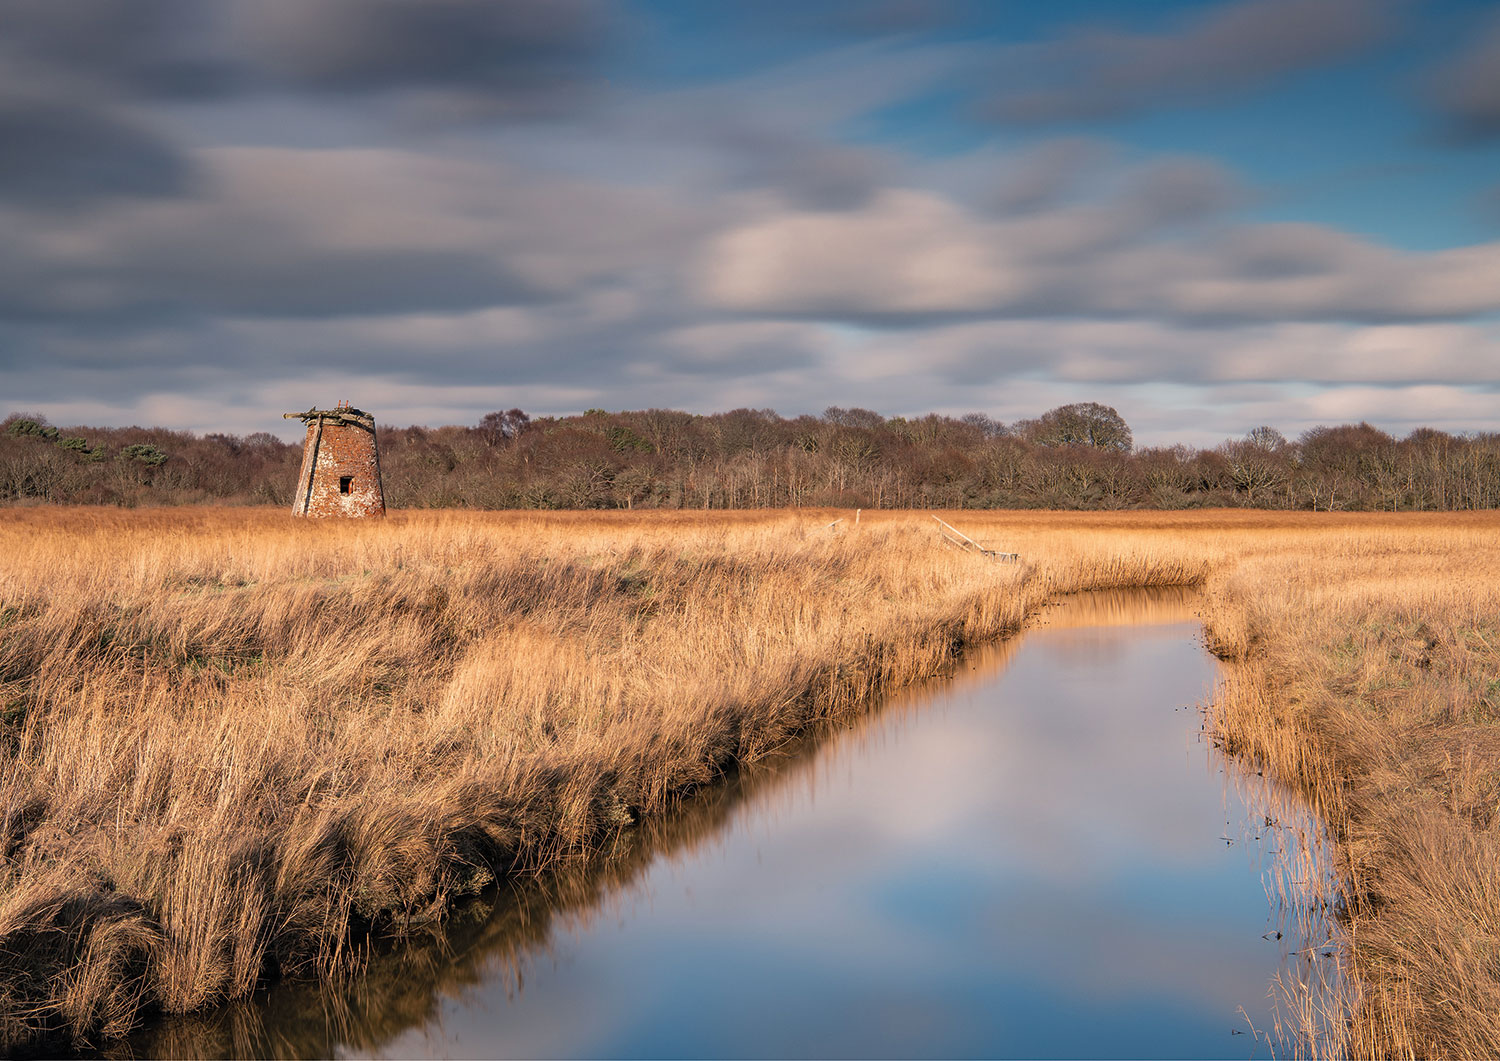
[{"x1": 128, "y1": 588, "x2": 1338, "y2": 1059}]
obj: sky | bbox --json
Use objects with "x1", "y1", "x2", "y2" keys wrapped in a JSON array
[{"x1": 2, "y1": 0, "x2": 1499, "y2": 447}]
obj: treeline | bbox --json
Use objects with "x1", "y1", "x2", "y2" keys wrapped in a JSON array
[{"x1": 4, "y1": 403, "x2": 1500, "y2": 511}]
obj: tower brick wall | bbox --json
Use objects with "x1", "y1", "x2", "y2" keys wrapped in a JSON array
[{"x1": 284, "y1": 405, "x2": 386, "y2": 517}]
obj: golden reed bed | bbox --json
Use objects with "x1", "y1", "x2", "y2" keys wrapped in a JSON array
[{"x1": 1, "y1": 507, "x2": 1498, "y2": 1056}]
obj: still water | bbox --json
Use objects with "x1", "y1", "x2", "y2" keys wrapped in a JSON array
[{"x1": 132, "y1": 588, "x2": 1338, "y2": 1059}]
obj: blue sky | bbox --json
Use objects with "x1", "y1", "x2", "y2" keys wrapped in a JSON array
[{"x1": 2, "y1": 0, "x2": 1499, "y2": 446}]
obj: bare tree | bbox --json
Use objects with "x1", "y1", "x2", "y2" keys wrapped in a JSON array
[{"x1": 1019, "y1": 402, "x2": 1133, "y2": 452}]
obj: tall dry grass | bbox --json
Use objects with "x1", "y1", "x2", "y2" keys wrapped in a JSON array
[
  {"x1": 0, "y1": 507, "x2": 1209, "y2": 1050},
  {"x1": 7, "y1": 506, "x2": 1500, "y2": 1056},
  {"x1": 1190, "y1": 514, "x2": 1500, "y2": 1059}
]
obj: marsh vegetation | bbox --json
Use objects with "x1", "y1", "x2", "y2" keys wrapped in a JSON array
[
  {"x1": 128, "y1": 588, "x2": 1329, "y2": 1059},
  {"x1": 0, "y1": 508, "x2": 1497, "y2": 1056}
]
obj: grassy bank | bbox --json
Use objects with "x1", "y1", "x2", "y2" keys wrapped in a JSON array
[
  {"x1": 0, "y1": 507, "x2": 1207, "y2": 1050},
  {"x1": 1196, "y1": 516, "x2": 1500, "y2": 1058},
  {"x1": 4, "y1": 508, "x2": 1499, "y2": 1056}
]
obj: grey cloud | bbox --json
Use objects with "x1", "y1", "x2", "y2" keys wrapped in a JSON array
[
  {"x1": 682, "y1": 38, "x2": 974, "y2": 135},
  {"x1": 0, "y1": 1, "x2": 224, "y2": 209},
  {"x1": 953, "y1": 141, "x2": 1243, "y2": 226},
  {"x1": 235, "y1": 0, "x2": 612, "y2": 116},
  {"x1": 1214, "y1": 223, "x2": 1354, "y2": 279},
  {"x1": 1118, "y1": 157, "x2": 1245, "y2": 226},
  {"x1": 987, "y1": 139, "x2": 1114, "y2": 214},
  {"x1": 0, "y1": 147, "x2": 709, "y2": 325},
  {"x1": 657, "y1": 322, "x2": 829, "y2": 376},
  {"x1": 0, "y1": 232, "x2": 531, "y2": 324},
  {"x1": 0, "y1": 0, "x2": 237, "y2": 99},
  {"x1": 0, "y1": 0, "x2": 616, "y2": 215},
  {"x1": 9, "y1": 308, "x2": 1500, "y2": 445},
  {"x1": 809, "y1": 321, "x2": 1500, "y2": 443},
  {"x1": 0, "y1": 311, "x2": 598, "y2": 407},
  {"x1": 0, "y1": 318, "x2": 222, "y2": 377},
  {"x1": 691, "y1": 0, "x2": 964, "y2": 47},
  {"x1": 985, "y1": 0, "x2": 1394, "y2": 125},
  {"x1": 462, "y1": 36, "x2": 957, "y2": 212},
  {"x1": 0, "y1": 273, "x2": 820, "y2": 415},
  {"x1": 567, "y1": 39, "x2": 968, "y2": 209},
  {"x1": 0, "y1": 93, "x2": 193, "y2": 206},
  {"x1": 1159, "y1": 226, "x2": 1500, "y2": 321},
  {"x1": 1, "y1": 0, "x2": 614, "y2": 109},
  {"x1": 0, "y1": 225, "x2": 534, "y2": 327},
  {"x1": 701, "y1": 181, "x2": 1500, "y2": 325},
  {"x1": 848, "y1": 320, "x2": 1500, "y2": 389},
  {"x1": 142, "y1": 247, "x2": 528, "y2": 321},
  {"x1": 1430, "y1": 13, "x2": 1500, "y2": 140},
  {"x1": 717, "y1": 127, "x2": 886, "y2": 210}
]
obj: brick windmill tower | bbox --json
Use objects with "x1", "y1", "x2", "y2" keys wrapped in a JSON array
[{"x1": 283, "y1": 402, "x2": 386, "y2": 517}]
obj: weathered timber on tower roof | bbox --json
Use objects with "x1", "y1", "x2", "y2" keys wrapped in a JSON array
[{"x1": 282, "y1": 407, "x2": 376, "y2": 430}]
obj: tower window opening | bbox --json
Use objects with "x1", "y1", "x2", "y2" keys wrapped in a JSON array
[{"x1": 339, "y1": 476, "x2": 353, "y2": 495}]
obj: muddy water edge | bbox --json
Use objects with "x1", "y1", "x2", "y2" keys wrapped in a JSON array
[{"x1": 112, "y1": 588, "x2": 1343, "y2": 1059}]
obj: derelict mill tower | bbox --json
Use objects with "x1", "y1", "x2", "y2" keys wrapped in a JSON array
[{"x1": 283, "y1": 402, "x2": 386, "y2": 517}]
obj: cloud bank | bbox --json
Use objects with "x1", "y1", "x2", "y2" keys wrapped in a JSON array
[{"x1": 1, "y1": 0, "x2": 1496, "y2": 446}]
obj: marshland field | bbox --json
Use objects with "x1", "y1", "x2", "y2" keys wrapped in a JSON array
[{"x1": 2, "y1": 507, "x2": 1500, "y2": 1057}]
